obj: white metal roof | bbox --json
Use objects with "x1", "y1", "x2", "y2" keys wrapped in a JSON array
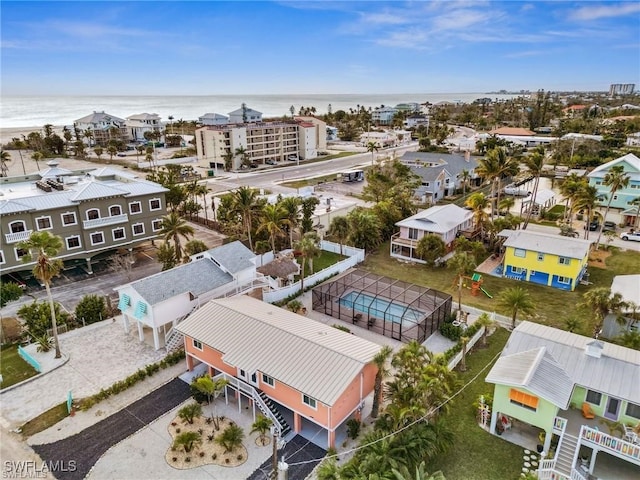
[
  {"x1": 588, "y1": 153, "x2": 640, "y2": 180},
  {"x1": 487, "y1": 321, "x2": 640, "y2": 405},
  {"x1": 611, "y1": 274, "x2": 640, "y2": 308},
  {"x1": 176, "y1": 296, "x2": 382, "y2": 406},
  {"x1": 396, "y1": 204, "x2": 473, "y2": 233},
  {"x1": 503, "y1": 230, "x2": 592, "y2": 259}
]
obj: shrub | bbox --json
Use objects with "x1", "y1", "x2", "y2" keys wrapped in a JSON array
[
  {"x1": 185, "y1": 457, "x2": 191, "y2": 463},
  {"x1": 207, "y1": 434, "x2": 214, "y2": 442},
  {"x1": 212, "y1": 453, "x2": 217, "y2": 460},
  {"x1": 225, "y1": 458, "x2": 230, "y2": 464},
  {"x1": 332, "y1": 324, "x2": 351, "y2": 333},
  {"x1": 172, "y1": 457, "x2": 177, "y2": 462},
  {"x1": 440, "y1": 322, "x2": 463, "y2": 341},
  {"x1": 237, "y1": 454, "x2": 243, "y2": 461},
  {"x1": 175, "y1": 428, "x2": 181, "y2": 433},
  {"x1": 199, "y1": 451, "x2": 205, "y2": 458},
  {"x1": 198, "y1": 428, "x2": 203, "y2": 435},
  {"x1": 346, "y1": 418, "x2": 361, "y2": 440},
  {"x1": 74, "y1": 294, "x2": 108, "y2": 325}
]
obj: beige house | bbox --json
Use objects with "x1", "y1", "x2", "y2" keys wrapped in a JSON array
[
  {"x1": 0, "y1": 163, "x2": 167, "y2": 275},
  {"x1": 74, "y1": 111, "x2": 128, "y2": 146}
]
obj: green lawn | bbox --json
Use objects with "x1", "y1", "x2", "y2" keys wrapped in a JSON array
[
  {"x1": 427, "y1": 328, "x2": 524, "y2": 479},
  {"x1": 20, "y1": 402, "x2": 69, "y2": 438},
  {"x1": 283, "y1": 173, "x2": 341, "y2": 189},
  {"x1": 362, "y1": 242, "x2": 640, "y2": 335},
  {"x1": 1, "y1": 344, "x2": 38, "y2": 388},
  {"x1": 297, "y1": 250, "x2": 346, "y2": 276}
]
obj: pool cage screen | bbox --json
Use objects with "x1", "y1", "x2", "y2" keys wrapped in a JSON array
[{"x1": 312, "y1": 270, "x2": 452, "y2": 343}]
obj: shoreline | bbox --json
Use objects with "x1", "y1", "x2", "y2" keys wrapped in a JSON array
[{"x1": 1, "y1": 126, "x2": 67, "y2": 145}]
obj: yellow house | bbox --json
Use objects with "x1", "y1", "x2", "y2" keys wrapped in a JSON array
[{"x1": 501, "y1": 230, "x2": 592, "y2": 291}]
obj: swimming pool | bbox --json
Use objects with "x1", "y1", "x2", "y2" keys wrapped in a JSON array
[{"x1": 338, "y1": 292, "x2": 424, "y2": 323}]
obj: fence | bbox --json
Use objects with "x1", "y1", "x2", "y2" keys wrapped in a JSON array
[
  {"x1": 461, "y1": 304, "x2": 512, "y2": 329},
  {"x1": 262, "y1": 241, "x2": 365, "y2": 304},
  {"x1": 446, "y1": 325, "x2": 485, "y2": 370},
  {"x1": 18, "y1": 345, "x2": 42, "y2": 373}
]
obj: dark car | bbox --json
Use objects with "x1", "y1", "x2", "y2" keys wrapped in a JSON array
[
  {"x1": 249, "y1": 163, "x2": 259, "y2": 169},
  {"x1": 584, "y1": 220, "x2": 600, "y2": 231},
  {"x1": 603, "y1": 221, "x2": 617, "y2": 233}
]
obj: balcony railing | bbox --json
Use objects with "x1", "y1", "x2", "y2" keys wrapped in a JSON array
[
  {"x1": 579, "y1": 425, "x2": 640, "y2": 464},
  {"x1": 5, "y1": 230, "x2": 33, "y2": 244},
  {"x1": 83, "y1": 214, "x2": 129, "y2": 229}
]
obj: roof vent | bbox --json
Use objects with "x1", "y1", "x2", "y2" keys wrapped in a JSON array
[
  {"x1": 585, "y1": 340, "x2": 604, "y2": 358},
  {"x1": 46, "y1": 160, "x2": 60, "y2": 168}
]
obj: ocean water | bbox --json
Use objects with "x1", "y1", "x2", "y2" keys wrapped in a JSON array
[{"x1": 1, "y1": 93, "x2": 521, "y2": 128}]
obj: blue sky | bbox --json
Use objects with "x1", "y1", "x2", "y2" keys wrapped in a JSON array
[{"x1": 1, "y1": 1, "x2": 639, "y2": 95}]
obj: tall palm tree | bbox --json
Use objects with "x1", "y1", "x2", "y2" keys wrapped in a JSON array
[
  {"x1": 460, "y1": 169, "x2": 470, "y2": 198},
  {"x1": 522, "y1": 150, "x2": 545, "y2": 229},
  {"x1": 328, "y1": 216, "x2": 349, "y2": 255},
  {"x1": 222, "y1": 151, "x2": 234, "y2": 171},
  {"x1": 234, "y1": 146, "x2": 250, "y2": 169},
  {"x1": 366, "y1": 141, "x2": 380, "y2": 165},
  {"x1": 107, "y1": 145, "x2": 117, "y2": 161},
  {"x1": 478, "y1": 147, "x2": 518, "y2": 219},
  {"x1": 159, "y1": 212, "x2": 195, "y2": 262},
  {"x1": 83, "y1": 129, "x2": 94, "y2": 147},
  {"x1": 559, "y1": 173, "x2": 584, "y2": 224},
  {"x1": 257, "y1": 203, "x2": 288, "y2": 253},
  {"x1": 31, "y1": 151, "x2": 44, "y2": 171},
  {"x1": 250, "y1": 415, "x2": 273, "y2": 446},
  {"x1": 18, "y1": 232, "x2": 64, "y2": 358},
  {"x1": 231, "y1": 186, "x2": 259, "y2": 251},
  {"x1": 581, "y1": 287, "x2": 628, "y2": 338},
  {"x1": 572, "y1": 184, "x2": 600, "y2": 239},
  {"x1": 0, "y1": 150, "x2": 11, "y2": 177},
  {"x1": 594, "y1": 165, "x2": 630, "y2": 249},
  {"x1": 465, "y1": 192, "x2": 489, "y2": 236},
  {"x1": 93, "y1": 147, "x2": 103, "y2": 161},
  {"x1": 194, "y1": 182, "x2": 211, "y2": 223},
  {"x1": 279, "y1": 196, "x2": 301, "y2": 248},
  {"x1": 498, "y1": 286, "x2": 535, "y2": 329},
  {"x1": 475, "y1": 312, "x2": 496, "y2": 347},
  {"x1": 371, "y1": 345, "x2": 393, "y2": 418},
  {"x1": 295, "y1": 233, "x2": 321, "y2": 290},
  {"x1": 448, "y1": 252, "x2": 477, "y2": 314}
]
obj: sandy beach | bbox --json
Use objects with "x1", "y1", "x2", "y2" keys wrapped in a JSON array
[{"x1": 1, "y1": 125, "x2": 67, "y2": 146}]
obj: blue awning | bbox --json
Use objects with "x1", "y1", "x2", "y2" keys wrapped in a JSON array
[
  {"x1": 134, "y1": 300, "x2": 148, "y2": 319},
  {"x1": 118, "y1": 293, "x2": 131, "y2": 311}
]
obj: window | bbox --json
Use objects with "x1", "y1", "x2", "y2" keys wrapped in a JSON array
[
  {"x1": 0, "y1": 251, "x2": 4, "y2": 264},
  {"x1": 112, "y1": 228, "x2": 126, "y2": 240},
  {"x1": 509, "y1": 389, "x2": 539, "y2": 411},
  {"x1": 558, "y1": 257, "x2": 570, "y2": 265},
  {"x1": 109, "y1": 205, "x2": 122, "y2": 216},
  {"x1": 192, "y1": 339, "x2": 203, "y2": 350},
  {"x1": 408, "y1": 228, "x2": 419, "y2": 240},
  {"x1": 586, "y1": 390, "x2": 602, "y2": 405},
  {"x1": 537, "y1": 253, "x2": 544, "y2": 261},
  {"x1": 61, "y1": 212, "x2": 77, "y2": 226},
  {"x1": 626, "y1": 402, "x2": 640, "y2": 420},
  {"x1": 612, "y1": 195, "x2": 618, "y2": 201},
  {"x1": 129, "y1": 202, "x2": 142, "y2": 214},
  {"x1": 132, "y1": 223, "x2": 145, "y2": 236},
  {"x1": 36, "y1": 216, "x2": 52, "y2": 230},
  {"x1": 512, "y1": 267, "x2": 524, "y2": 274},
  {"x1": 86, "y1": 209, "x2": 100, "y2": 220},
  {"x1": 15, "y1": 248, "x2": 28, "y2": 261},
  {"x1": 152, "y1": 219, "x2": 162, "y2": 232},
  {"x1": 66, "y1": 236, "x2": 81, "y2": 250},
  {"x1": 557, "y1": 276, "x2": 571, "y2": 285},
  {"x1": 302, "y1": 394, "x2": 317, "y2": 409},
  {"x1": 9, "y1": 221, "x2": 26, "y2": 233},
  {"x1": 90, "y1": 232, "x2": 105, "y2": 245},
  {"x1": 149, "y1": 198, "x2": 161, "y2": 210},
  {"x1": 514, "y1": 248, "x2": 526, "y2": 258},
  {"x1": 262, "y1": 374, "x2": 275, "y2": 387}
]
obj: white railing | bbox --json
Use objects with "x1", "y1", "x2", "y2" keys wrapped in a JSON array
[
  {"x1": 570, "y1": 469, "x2": 587, "y2": 480},
  {"x1": 5, "y1": 230, "x2": 33, "y2": 244},
  {"x1": 83, "y1": 214, "x2": 128, "y2": 229},
  {"x1": 553, "y1": 416, "x2": 567, "y2": 435},
  {"x1": 579, "y1": 425, "x2": 640, "y2": 464},
  {"x1": 212, "y1": 372, "x2": 285, "y2": 436},
  {"x1": 447, "y1": 326, "x2": 485, "y2": 370}
]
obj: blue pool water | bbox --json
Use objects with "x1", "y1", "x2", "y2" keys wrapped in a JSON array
[{"x1": 339, "y1": 292, "x2": 424, "y2": 323}]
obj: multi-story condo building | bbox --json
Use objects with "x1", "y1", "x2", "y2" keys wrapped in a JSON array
[
  {"x1": 73, "y1": 111, "x2": 128, "y2": 146},
  {"x1": 609, "y1": 83, "x2": 635, "y2": 96},
  {"x1": 588, "y1": 153, "x2": 639, "y2": 212},
  {"x1": 0, "y1": 162, "x2": 167, "y2": 276},
  {"x1": 125, "y1": 113, "x2": 163, "y2": 142},
  {"x1": 371, "y1": 106, "x2": 398, "y2": 125},
  {"x1": 195, "y1": 117, "x2": 326, "y2": 171}
]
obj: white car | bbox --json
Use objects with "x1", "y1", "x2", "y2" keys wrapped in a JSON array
[{"x1": 620, "y1": 231, "x2": 640, "y2": 241}]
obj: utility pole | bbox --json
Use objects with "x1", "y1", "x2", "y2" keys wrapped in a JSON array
[{"x1": 271, "y1": 427, "x2": 278, "y2": 480}]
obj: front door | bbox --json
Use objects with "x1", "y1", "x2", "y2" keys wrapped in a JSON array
[{"x1": 604, "y1": 396, "x2": 620, "y2": 420}]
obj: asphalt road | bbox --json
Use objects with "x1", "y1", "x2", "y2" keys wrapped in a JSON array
[{"x1": 524, "y1": 222, "x2": 640, "y2": 252}]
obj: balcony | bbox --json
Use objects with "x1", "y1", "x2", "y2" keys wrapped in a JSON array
[
  {"x1": 83, "y1": 214, "x2": 129, "y2": 229},
  {"x1": 5, "y1": 230, "x2": 33, "y2": 244}
]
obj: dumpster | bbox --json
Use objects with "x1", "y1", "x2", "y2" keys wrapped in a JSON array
[{"x1": 207, "y1": 170, "x2": 215, "y2": 177}]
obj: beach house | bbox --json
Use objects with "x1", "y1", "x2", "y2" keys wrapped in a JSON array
[
  {"x1": 587, "y1": 153, "x2": 640, "y2": 213},
  {"x1": 125, "y1": 113, "x2": 163, "y2": 142},
  {"x1": 499, "y1": 230, "x2": 591, "y2": 291},
  {"x1": 601, "y1": 274, "x2": 640, "y2": 339},
  {"x1": 486, "y1": 322, "x2": 640, "y2": 479},
  {"x1": 73, "y1": 111, "x2": 128, "y2": 146},
  {"x1": 176, "y1": 296, "x2": 382, "y2": 449},
  {"x1": 390, "y1": 204, "x2": 474, "y2": 263},
  {"x1": 371, "y1": 106, "x2": 398, "y2": 125}
]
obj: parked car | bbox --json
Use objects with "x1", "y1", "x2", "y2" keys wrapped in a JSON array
[
  {"x1": 265, "y1": 159, "x2": 276, "y2": 165},
  {"x1": 620, "y1": 231, "x2": 640, "y2": 241},
  {"x1": 603, "y1": 221, "x2": 617, "y2": 233},
  {"x1": 287, "y1": 155, "x2": 298, "y2": 162},
  {"x1": 249, "y1": 163, "x2": 259, "y2": 169},
  {"x1": 584, "y1": 220, "x2": 600, "y2": 231},
  {"x1": 503, "y1": 184, "x2": 530, "y2": 196}
]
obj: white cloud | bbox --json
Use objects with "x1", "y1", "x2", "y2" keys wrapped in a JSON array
[
  {"x1": 569, "y1": 3, "x2": 640, "y2": 21},
  {"x1": 431, "y1": 8, "x2": 493, "y2": 31}
]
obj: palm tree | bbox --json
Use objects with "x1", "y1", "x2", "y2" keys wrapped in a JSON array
[
  {"x1": 347, "y1": 208, "x2": 382, "y2": 251},
  {"x1": 159, "y1": 212, "x2": 195, "y2": 262},
  {"x1": 465, "y1": 192, "x2": 489, "y2": 236},
  {"x1": 93, "y1": 147, "x2": 103, "y2": 161},
  {"x1": 460, "y1": 169, "x2": 471, "y2": 198},
  {"x1": 193, "y1": 183, "x2": 211, "y2": 223},
  {"x1": 250, "y1": 415, "x2": 273, "y2": 446},
  {"x1": 173, "y1": 431, "x2": 201, "y2": 453},
  {"x1": 295, "y1": 233, "x2": 321, "y2": 290},
  {"x1": 475, "y1": 313, "x2": 495, "y2": 347},
  {"x1": 594, "y1": 165, "x2": 630, "y2": 249},
  {"x1": 416, "y1": 234, "x2": 446, "y2": 266},
  {"x1": 366, "y1": 141, "x2": 380, "y2": 165},
  {"x1": 107, "y1": 145, "x2": 117, "y2": 161},
  {"x1": 135, "y1": 145, "x2": 145, "y2": 160},
  {"x1": 18, "y1": 232, "x2": 64, "y2": 358},
  {"x1": 222, "y1": 151, "x2": 234, "y2": 171},
  {"x1": 178, "y1": 402, "x2": 202, "y2": 424},
  {"x1": 0, "y1": 150, "x2": 11, "y2": 177},
  {"x1": 498, "y1": 196, "x2": 515, "y2": 216},
  {"x1": 234, "y1": 146, "x2": 250, "y2": 169},
  {"x1": 83, "y1": 129, "x2": 94, "y2": 147},
  {"x1": 257, "y1": 203, "x2": 288, "y2": 253},
  {"x1": 477, "y1": 147, "x2": 518, "y2": 219},
  {"x1": 460, "y1": 336, "x2": 469, "y2": 371},
  {"x1": 392, "y1": 462, "x2": 446, "y2": 480},
  {"x1": 559, "y1": 173, "x2": 584, "y2": 224},
  {"x1": 31, "y1": 151, "x2": 44, "y2": 171},
  {"x1": 231, "y1": 186, "x2": 259, "y2": 251},
  {"x1": 371, "y1": 345, "x2": 393, "y2": 418},
  {"x1": 581, "y1": 287, "x2": 628, "y2": 338},
  {"x1": 522, "y1": 150, "x2": 545, "y2": 229},
  {"x1": 328, "y1": 216, "x2": 349, "y2": 255},
  {"x1": 573, "y1": 184, "x2": 600, "y2": 239},
  {"x1": 498, "y1": 286, "x2": 535, "y2": 329},
  {"x1": 216, "y1": 423, "x2": 245, "y2": 453},
  {"x1": 448, "y1": 252, "x2": 477, "y2": 315},
  {"x1": 279, "y1": 196, "x2": 301, "y2": 248}
]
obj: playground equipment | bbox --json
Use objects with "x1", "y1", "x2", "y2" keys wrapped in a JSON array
[
  {"x1": 462, "y1": 273, "x2": 484, "y2": 297},
  {"x1": 480, "y1": 287, "x2": 493, "y2": 298}
]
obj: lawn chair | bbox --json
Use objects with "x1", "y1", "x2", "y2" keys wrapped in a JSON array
[
  {"x1": 353, "y1": 313, "x2": 362, "y2": 324},
  {"x1": 581, "y1": 403, "x2": 596, "y2": 419},
  {"x1": 623, "y1": 425, "x2": 639, "y2": 444}
]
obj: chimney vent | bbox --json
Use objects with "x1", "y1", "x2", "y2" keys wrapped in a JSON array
[{"x1": 585, "y1": 340, "x2": 604, "y2": 358}]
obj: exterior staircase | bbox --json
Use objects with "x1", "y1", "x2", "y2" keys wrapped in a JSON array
[
  {"x1": 257, "y1": 389, "x2": 292, "y2": 438},
  {"x1": 164, "y1": 307, "x2": 198, "y2": 352},
  {"x1": 554, "y1": 432, "x2": 579, "y2": 477}
]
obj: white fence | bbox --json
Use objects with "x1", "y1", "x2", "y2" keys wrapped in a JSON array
[
  {"x1": 262, "y1": 241, "x2": 365, "y2": 304},
  {"x1": 462, "y1": 304, "x2": 512, "y2": 329},
  {"x1": 446, "y1": 325, "x2": 486, "y2": 370}
]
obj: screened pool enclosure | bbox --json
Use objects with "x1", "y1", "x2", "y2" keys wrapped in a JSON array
[{"x1": 312, "y1": 270, "x2": 452, "y2": 343}]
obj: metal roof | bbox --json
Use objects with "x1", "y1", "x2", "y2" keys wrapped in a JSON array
[
  {"x1": 206, "y1": 240, "x2": 255, "y2": 274},
  {"x1": 70, "y1": 182, "x2": 128, "y2": 202},
  {"x1": 74, "y1": 111, "x2": 125, "y2": 125},
  {"x1": 128, "y1": 258, "x2": 233, "y2": 305},
  {"x1": 503, "y1": 230, "x2": 591, "y2": 259},
  {"x1": 487, "y1": 321, "x2": 640, "y2": 405},
  {"x1": 611, "y1": 274, "x2": 640, "y2": 307},
  {"x1": 486, "y1": 347, "x2": 575, "y2": 408},
  {"x1": 0, "y1": 199, "x2": 35, "y2": 214},
  {"x1": 396, "y1": 204, "x2": 473, "y2": 233},
  {"x1": 588, "y1": 153, "x2": 640, "y2": 180},
  {"x1": 176, "y1": 296, "x2": 382, "y2": 406}
]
